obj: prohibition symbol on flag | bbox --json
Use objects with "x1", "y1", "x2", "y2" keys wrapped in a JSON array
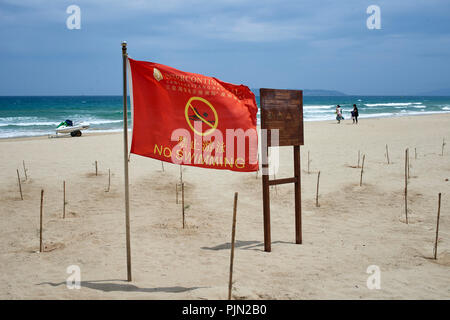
[
  {"x1": 185, "y1": 97, "x2": 218, "y2": 136},
  {"x1": 128, "y1": 58, "x2": 259, "y2": 172}
]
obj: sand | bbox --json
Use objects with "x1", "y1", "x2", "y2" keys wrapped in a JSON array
[{"x1": 0, "y1": 114, "x2": 449, "y2": 299}]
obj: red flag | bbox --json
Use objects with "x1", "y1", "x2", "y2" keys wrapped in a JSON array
[{"x1": 128, "y1": 58, "x2": 259, "y2": 172}]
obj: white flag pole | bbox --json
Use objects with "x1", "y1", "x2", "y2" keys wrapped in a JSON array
[{"x1": 122, "y1": 41, "x2": 132, "y2": 282}]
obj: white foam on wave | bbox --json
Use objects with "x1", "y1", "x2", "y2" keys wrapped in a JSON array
[
  {"x1": 0, "y1": 118, "x2": 123, "y2": 127},
  {"x1": 85, "y1": 119, "x2": 123, "y2": 125},
  {"x1": 394, "y1": 105, "x2": 426, "y2": 109},
  {"x1": 365, "y1": 102, "x2": 422, "y2": 107},
  {"x1": 303, "y1": 109, "x2": 333, "y2": 114},
  {"x1": 0, "y1": 130, "x2": 52, "y2": 139},
  {"x1": 0, "y1": 116, "x2": 39, "y2": 122},
  {"x1": 304, "y1": 105, "x2": 334, "y2": 109},
  {"x1": 0, "y1": 121, "x2": 60, "y2": 127},
  {"x1": 303, "y1": 109, "x2": 450, "y2": 122}
]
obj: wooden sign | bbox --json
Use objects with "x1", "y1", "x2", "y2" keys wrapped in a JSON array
[
  {"x1": 260, "y1": 88, "x2": 304, "y2": 252},
  {"x1": 260, "y1": 89, "x2": 303, "y2": 146}
]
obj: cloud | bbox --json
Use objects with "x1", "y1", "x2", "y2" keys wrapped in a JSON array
[{"x1": 173, "y1": 16, "x2": 305, "y2": 42}]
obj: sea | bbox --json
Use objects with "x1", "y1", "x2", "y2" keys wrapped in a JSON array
[{"x1": 1, "y1": 95, "x2": 450, "y2": 139}]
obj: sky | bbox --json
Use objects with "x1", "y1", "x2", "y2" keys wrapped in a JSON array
[{"x1": 0, "y1": 0, "x2": 450, "y2": 96}]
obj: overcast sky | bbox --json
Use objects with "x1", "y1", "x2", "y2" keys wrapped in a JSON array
[{"x1": 1, "y1": 0, "x2": 449, "y2": 95}]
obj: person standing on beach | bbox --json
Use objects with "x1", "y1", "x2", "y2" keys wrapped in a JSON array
[
  {"x1": 336, "y1": 105, "x2": 343, "y2": 124},
  {"x1": 351, "y1": 104, "x2": 359, "y2": 124}
]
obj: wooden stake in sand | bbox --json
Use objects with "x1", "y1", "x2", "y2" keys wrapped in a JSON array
[
  {"x1": 359, "y1": 155, "x2": 365, "y2": 186},
  {"x1": 95, "y1": 160, "x2": 98, "y2": 176},
  {"x1": 176, "y1": 183, "x2": 179, "y2": 204},
  {"x1": 23, "y1": 160, "x2": 28, "y2": 180},
  {"x1": 273, "y1": 173, "x2": 278, "y2": 194},
  {"x1": 441, "y1": 138, "x2": 446, "y2": 156},
  {"x1": 385, "y1": 144, "x2": 390, "y2": 164},
  {"x1": 228, "y1": 192, "x2": 238, "y2": 300},
  {"x1": 357, "y1": 150, "x2": 361, "y2": 168},
  {"x1": 404, "y1": 148, "x2": 408, "y2": 224},
  {"x1": 407, "y1": 148, "x2": 410, "y2": 179},
  {"x1": 182, "y1": 182, "x2": 185, "y2": 228},
  {"x1": 180, "y1": 165, "x2": 183, "y2": 184},
  {"x1": 16, "y1": 169, "x2": 23, "y2": 200},
  {"x1": 161, "y1": 161, "x2": 164, "y2": 172},
  {"x1": 106, "y1": 169, "x2": 111, "y2": 192},
  {"x1": 315, "y1": 171, "x2": 320, "y2": 207},
  {"x1": 256, "y1": 153, "x2": 259, "y2": 179},
  {"x1": 307, "y1": 150, "x2": 310, "y2": 174},
  {"x1": 63, "y1": 181, "x2": 66, "y2": 219},
  {"x1": 39, "y1": 189, "x2": 44, "y2": 252},
  {"x1": 415, "y1": 147, "x2": 417, "y2": 160},
  {"x1": 434, "y1": 193, "x2": 442, "y2": 259}
]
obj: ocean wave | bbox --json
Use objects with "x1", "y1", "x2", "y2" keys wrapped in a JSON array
[
  {"x1": 303, "y1": 109, "x2": 333, "y2": 114},
  {"x1": 304, "y1": 105, "x2": 334, "y2": 109},
  {"x1": 85, "y1": 119, "x2": 123, "y2": 125},
  {"x1": 364, "y1": 102, "x2": 422, "y2": 107},
  {"x1": 443, "y1": 107, "x2": 450, "y2": 110},
  {"x1": 0, "y1": 116, "x2": 39, "y2": 121},
  {"x1": 0, "y1": 121, "x2": 60, "y2": 127},
  {"x1": 394, "y1": 105, "x2": 427, "y2": 109},
  {"x1": 85, "y1": 128, "x2": 124, "y2": 134},
  {"x1": 0, "y1": 119, "x2": 123, "y2": 127},
  {"x1": 0, "y1": 130, "x2": 52, "y2": 139}
]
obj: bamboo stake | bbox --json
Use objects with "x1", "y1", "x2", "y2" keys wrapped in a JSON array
[
  {"x1": 63, "y1": 181, "x2": 66, "y2": 219},
  {"x1": 315, "y1": 171, "x2": 320, "y2": 207},
  {"x1": 40, "y1": 189, "x2": 44, "y2": 252},
  {"x1": 414, "y1": 147, "x2": 417, "y2": 160},
  {"x1": 273, "y1": 173, "x2": 278, "y2": 194},
  {"x1": 256, "y1": 153, "x2": 259, "y2": 179},
  {"x1": 228, "y1": 192, "x2": 238, "y2": 300},
  {"x1": 359, "y1": 155, "x2": 365, "y2": 186},
  {"x1": 307, "y1": 151, "x2": 310, "y2": 174},
  {"x1": 385, "y1": 144, "x2": 390, "y2": 164},
  {"x1": 176, "y1": 183, "x2": 179, "y2": 204},
  {"x1": 434, "y1": 193, "x2": 442, "y2": 259},
  {"x1": 405, "y1": 148, "x2": 408, "y2": 224},
  {"x1": 161, "y1": 161, "x2": 164, "y2": 172},
  {"x1": 357, "y1": 150, "x2": 360, "y2": 168},
  {"x1": 95, "y1": 161, "x2": 98, "y2": 176},
  {"x1": 407, "y1": 148, "x2": 410, "y2": 179},
  {"x1": 16, "y1": 169, "x2": 23, "y2": 200},
  {"x1": 442, "y1": 138, "x2": 446, "y2": 156},
  {"x1": 180, "y1": 165, "x2": 183, "y2": 184},
  {"x1": 182, "y1": 182, "x2": 185, "y2": 228},
  {"x1": 105, "y1": 169, "x2": 111, "y2": 192},
  {"x1": 23, "y1": 160, "x2": 28, "y2": 180}
]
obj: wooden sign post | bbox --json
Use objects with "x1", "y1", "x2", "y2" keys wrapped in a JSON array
[{"x1": 260, "y1": 88, "x2": 304, "y2": 252}]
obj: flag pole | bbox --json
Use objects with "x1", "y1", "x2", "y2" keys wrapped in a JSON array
[{"x1": 122, "y1": 41, "x2": 132, "y2": 282}]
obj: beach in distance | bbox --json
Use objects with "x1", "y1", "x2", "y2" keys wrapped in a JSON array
[{"x1": 0, "y1": 113, "x2": 449, "y2": 299}]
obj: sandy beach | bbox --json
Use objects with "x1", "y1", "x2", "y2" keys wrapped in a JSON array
[{"x1": 0, "y1": 114, "x2": 449, "y2": 300}]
